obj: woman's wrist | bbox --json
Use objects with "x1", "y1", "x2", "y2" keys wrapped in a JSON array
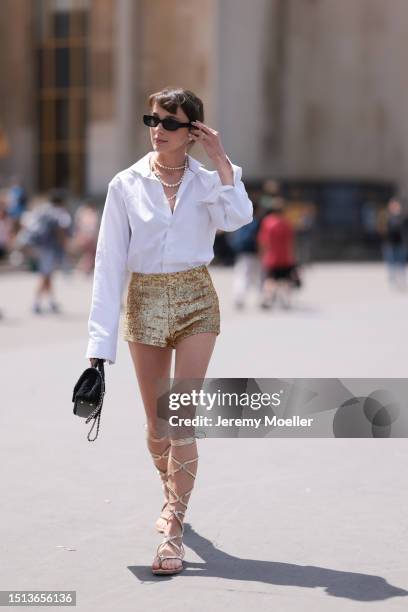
[
  {"x1": 213, "y1": 154, "x2": 234, "y2": 186},
  {"x1": 90, "y1": 357, "x2": 103, "y2": 366}
]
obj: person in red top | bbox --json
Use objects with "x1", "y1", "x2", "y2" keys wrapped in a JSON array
[{"x1": 257, "y1": 196, "x2": 296, "y2": 308}]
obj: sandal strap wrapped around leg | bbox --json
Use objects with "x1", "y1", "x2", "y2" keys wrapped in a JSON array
[
  {"x1": 153, "y1": 437, "x2": 198, "y2": 571},
  {"x1": 156, "y1": 532, "x2": 185, "y2": 561},
  {"x1": 167, "y1": 438, "x2": 198, "y2": 514},
  {"x1": 145, "y1": 426, "x2": 172, "y2": 521}
]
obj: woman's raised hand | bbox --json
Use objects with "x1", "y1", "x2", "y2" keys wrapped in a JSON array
[{"x1": 190, "y1": 120, "x2": 227, "y2": 161}]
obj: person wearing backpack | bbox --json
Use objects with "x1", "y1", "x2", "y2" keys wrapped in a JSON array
[{"x1": 27, "y1": 190, "x2": 72, "y2": 314}]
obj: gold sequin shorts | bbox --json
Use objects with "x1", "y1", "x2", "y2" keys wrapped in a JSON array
[{"x1": 123, "y1": 264, "x2": 220, "y2": 348}]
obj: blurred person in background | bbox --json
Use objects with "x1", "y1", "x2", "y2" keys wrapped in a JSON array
[
  {"x1": 14, "y1": 195, "x2": 47, "y2": 271},
  {"x1": 211, "y1": 228, "x2": 235, "y2": 266},
  {"x1": 257, "y1": 195, "x2": 296, "y2": 309},
  {"x1": 285, "y1": 189, "x2": 316, "y2": 267},
  {"x1": 17, "y1": 189, "x2": 72, "y2": 314},
  {"x1": 259, "y1": 178, "x2": 281, "y2": 211},
  {"x1": 0, "y1": 192, "x2": 13, "y2": 320},
  {"x1": 6, "y1": 175, "x2": 27, "y2": 236},
  {"x1": 379, "y1": 197, "x2": 408, "y2": 290},
  {"x1": 71, "y1": 198, "x2": 100, "y2": 275},
  {"x1": 227, "y1": 196, "x2": 264, "y2": 309},
  {"x1": 0, "y1": 192, "x2": 13, "y2": 260}
]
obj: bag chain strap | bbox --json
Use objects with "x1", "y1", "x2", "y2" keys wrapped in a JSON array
[{"x1": 85, "y1": 359, "x2": 106, "y2": 442}]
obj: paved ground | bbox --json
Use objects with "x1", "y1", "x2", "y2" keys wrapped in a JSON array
[{"x1": 1, "y1": 263, "x2": 407, "y2": 611}]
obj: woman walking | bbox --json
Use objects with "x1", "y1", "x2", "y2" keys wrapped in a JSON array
[{"x1": 86, "y1": 87, "x2": 253, "y2": 575}]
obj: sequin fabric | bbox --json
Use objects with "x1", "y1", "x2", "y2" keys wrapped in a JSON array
[{"x1": 123, "y1": 264, "x2": 220, "y2": 348}]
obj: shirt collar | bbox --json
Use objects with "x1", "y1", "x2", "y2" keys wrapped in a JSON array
[{"x1": 130, "y1": 152, "x2": 205, "y2": 178}]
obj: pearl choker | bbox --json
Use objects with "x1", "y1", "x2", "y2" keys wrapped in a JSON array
[{"x1": 154, "y1": 156, "x2": 188, "y2": 171}]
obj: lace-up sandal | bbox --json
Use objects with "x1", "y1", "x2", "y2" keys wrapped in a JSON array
[
  {"x1": 151, "y1": 436, "x2": 198, "y2": 575},
  {"x1": 145, "y1": 425, "x2": 172, "y2": 533}
]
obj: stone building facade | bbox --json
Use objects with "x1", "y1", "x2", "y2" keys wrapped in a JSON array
[{"x1": 0, "y1": 0, "x2": 407, "y2": 200}]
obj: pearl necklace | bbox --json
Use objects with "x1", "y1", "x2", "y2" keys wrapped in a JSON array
[
  {"x1": 151, "y1": 156, "x2": 189, "y2": 201},
  {"x1": 154, "y1": 157, "x2": 187, "y2": 170}
]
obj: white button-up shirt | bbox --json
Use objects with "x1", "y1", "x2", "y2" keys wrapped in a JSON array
[{"x1": 86, "y1": 151, "x2": 253, "y2": 364}]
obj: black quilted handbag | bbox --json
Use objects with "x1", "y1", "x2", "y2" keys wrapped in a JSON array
[{"x1": 72, "y1": 359, "x2": 106, "y2": 442}]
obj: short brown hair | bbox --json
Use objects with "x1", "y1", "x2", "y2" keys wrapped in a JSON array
[{"x1": 148, "y1": 86, "x2": 204, "y2": 152}]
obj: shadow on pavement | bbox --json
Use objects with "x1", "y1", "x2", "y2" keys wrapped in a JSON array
[{"x1": 129, "y1": 524, "x2": 408, "y2": 602}]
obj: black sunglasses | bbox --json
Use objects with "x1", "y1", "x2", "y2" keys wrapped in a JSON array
[{"x1": 143, "y1": 114, "x2": 192, "y2": 131}]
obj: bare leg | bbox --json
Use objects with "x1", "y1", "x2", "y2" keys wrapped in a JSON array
[
  {"x1": 278, "y1": 280, "x2": 292, "y2": 308},
  {"x1": 45, "y1": 275, "x2": 51, "y2": 296},
  {"x1": 128, "y1": 342, "x2": 173, "y2": 531},
  {"x1": 152, "y1": 332, "x2": 217, "y2": 573},
  {"x1": 34, "y1": 274, "x2": 48, "y2": 300},
  {"x1": 45, "y1": 274, "x2": 58, "y2": 308},
  {"x1": 128, "y1": 341, "x2": 173, "y2": 433},
  {"x1": 33, "y1": 274, "x2": 51, "y2": 312},
  {"x1": 261, "y1": 277, "x2": 277, "y2": 306},
  {"x1": 233, "y1": 254, "x2": 249, "y2": 307}
]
